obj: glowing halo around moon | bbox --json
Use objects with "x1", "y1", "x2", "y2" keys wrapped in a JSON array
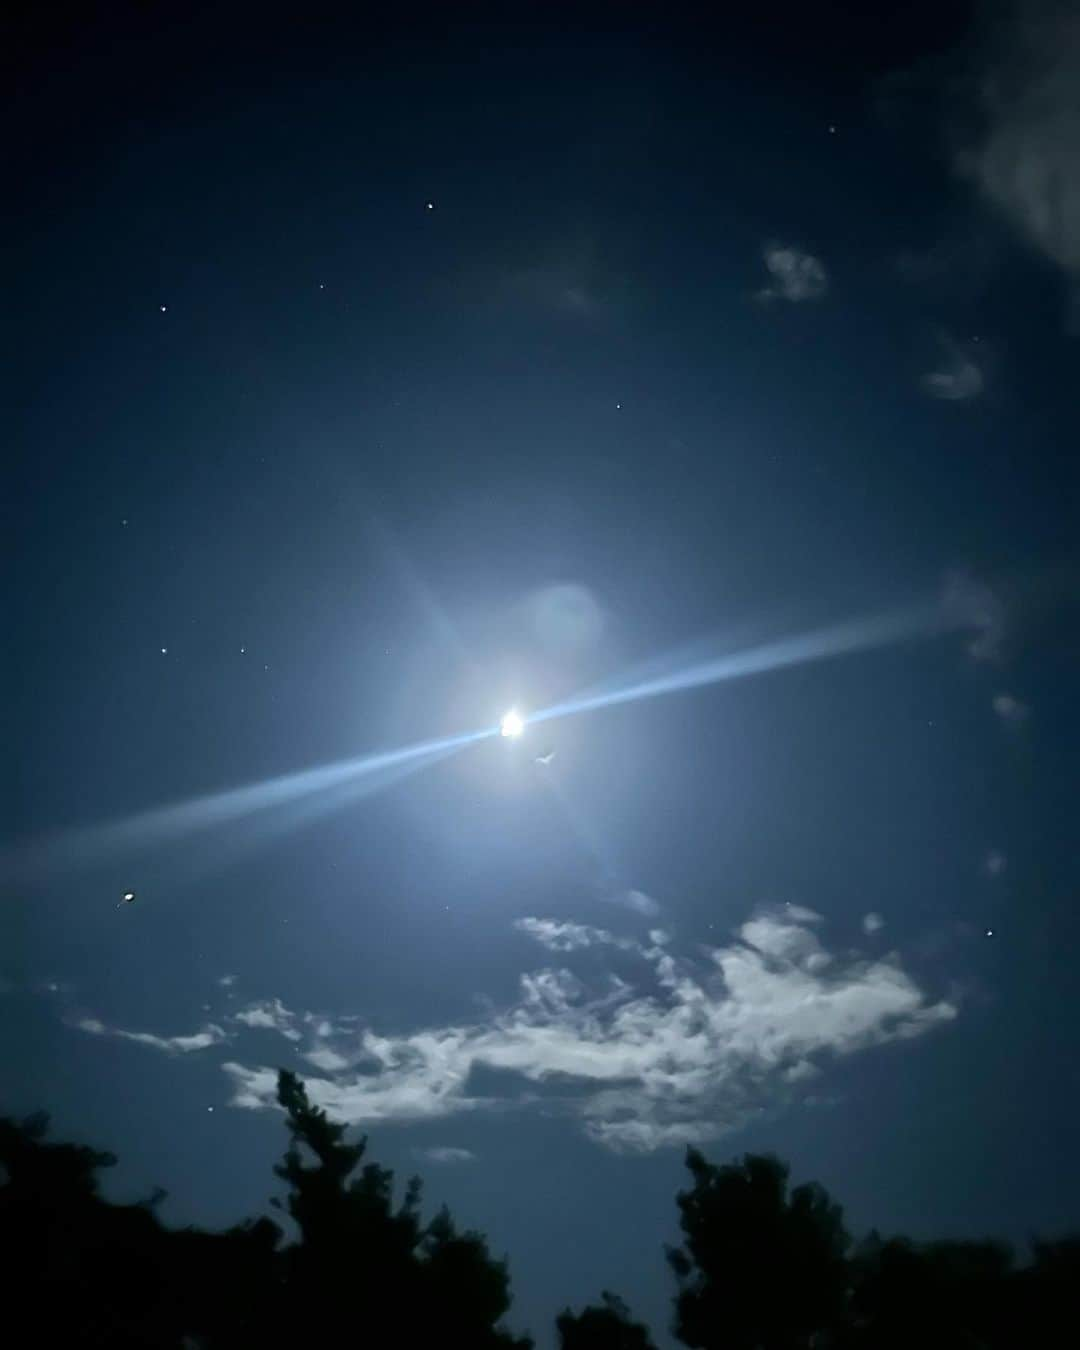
[{"x1": 500, "y1": 709, "x2": 525, "y2": 738}]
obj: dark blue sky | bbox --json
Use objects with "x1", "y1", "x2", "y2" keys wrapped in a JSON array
[{"x1": 7, "y1": 4, "x2": 1079, "y2": 1344}]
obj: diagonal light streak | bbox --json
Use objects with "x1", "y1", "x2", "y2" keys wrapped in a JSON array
[
  {"x1": 527, "y1": 603, "x2": 951, "y2": 728},
  {"x1": 5, "y1": 598, "x2": 963, "y2": 888},
  {"x1": 5, "y1": 726, "x2": 495, "y2": 882}
]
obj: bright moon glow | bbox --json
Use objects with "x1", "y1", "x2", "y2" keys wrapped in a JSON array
[{"x1": 500, "y1": 710, "x2": 524, "y2": 738}]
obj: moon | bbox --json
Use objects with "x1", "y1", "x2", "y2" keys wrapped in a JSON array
[{"x1": 500, "y1": 710, "x2": 525, "y2": 738}]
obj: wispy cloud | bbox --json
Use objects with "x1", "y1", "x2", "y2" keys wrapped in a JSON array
[
  {"x1": 218, "y1": 974, "x2": 237, "y2": 988},
  {"x1": 984, "y1": 849, "x2": 1008, "y2": 877},
  {"x1": 957, "y1": 3, "x2": 1080, "y2": 296},
  {"x1": 757, "y1": 243, "x2": 829, "y2": 302},
  {"x1": 76, "y1": 1017, "x2": 228, "y2": 1055},
  {"x1": 414, "y1": 1146, "x2": 476, "y2": 1165},
  {"x1": 514, "y1": 917, "x2": 640, "y2": 954},
  {"x1": 302, "y1": 1044, "x2": 353, "y2": 1073},
  {"x1": 992, "y1": 692, "x2": 1031, "y2": 727},
  {"x1": 221, "y1": 908, "x2": 955, "y2": 1153},
  {"x1": 862, "y1": 912, "x2": 885, "y2": 935},
  {"x1": 618, "y1": 889, "x2": 661, "y2": 917},
  {"x1": 941, "y1": 569, "x2": 1007, "y2": 661},
  {"x1": 921, "y1": 333, "x2": 985, "y2": 400}
]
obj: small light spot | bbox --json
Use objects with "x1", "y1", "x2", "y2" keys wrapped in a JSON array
[
  {"x1": 160, "y1": 647, "x2": 168, "y2": 655},
  {"x1": 121, "y1": 518, "x2": 128, "y2": 526},
  {"x1": 616, "y1": 403, "x2": 621, "y2": 409},
  {"x1": 828, "y1": 125, "x2": 836, "y2": 134},
  {"x1": 986, "y1": 929, "x2": 994, "y2": 938},
  {"x1": 319, "y1": 283, "x2": 325, "y2": 289},
  {"x1": 207, "y1": 1105, "x2": 214, "y2": 1112},
  {"x1": 240, "y1": 646, "x2": 246, "y2": 653},
  {"x1": 426, "y1": 201, "x2": 434, "y2": 210},
  {"x1": 160, "y1": 305, "x2": 167, "y2": 312}
]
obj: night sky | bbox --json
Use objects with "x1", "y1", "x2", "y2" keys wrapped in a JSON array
[{"x1": 7, "y1": 4, "x2": 1079, "y2": 1344}]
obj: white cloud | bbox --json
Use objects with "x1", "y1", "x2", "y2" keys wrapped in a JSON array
[
  {"x1": 957, "y1": 4, "x2": 1080, "y2": 288},
  {"x1": 302, "y1": 1045, "x2": 352, "y2": 1073},
  {"x1": 941, "y1": 569, "x2": 1007, "y2": 661},
  {"x1": 217, "y1": 974, "x2": 237, "y2": 988},
  {"x1": 993, "y1": 692, "x2": 1030, "y2": 727},
  {"x1": 784, "y1": 1059, "x2": 820, "y2": 1083},
  {"x1": 862, "y1": 912, "x2": 886, "y2": 935},
  {"x1": 222, "y1": 909, "x2": 956, "y2": 1153},
  {"x1": 232, "y1": 998, "x2": 302, "y2": 1041},
  {"x1": 415, "y1": 1146, "x2": 476, "y2": 1165},
  {"x1": 757, "y1": 243, "x2": 829, "y2": 302},
  {"x1": 75, "y1": 1017, "x2": 227, "y2": 1055},
  {"x1": 921, "y1": 334, "x2": 985, "y2": 400}
]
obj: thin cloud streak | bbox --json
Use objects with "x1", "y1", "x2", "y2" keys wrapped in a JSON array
[
  {"x1": 76, "y1": 1017, "x2": 228, "y2": 1055},
  {"x1": 415, "y1": 1146, "x2": 476, "y2": 1164}
]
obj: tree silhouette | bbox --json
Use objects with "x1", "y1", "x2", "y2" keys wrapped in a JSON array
[
  {"x1": 1017, "y1": 1237, "x2": 1080, "y2": 1343},
  {"x1": 4, "y1": 1087, "x2": 1078, "y2": 1349},
  {"x1": 840, "y1": 1231, "x2": 1017, "y2": 1348},
  {"x1": 419, "y1": 1204, "x2": 532, "y2": 1348},
  {"x1": 0, "y1": 1109, "x2": 264, "y2": 1347},
  {"x1": 268, "y1": 1068, "x2": 531, "y2": 1348},
  {"x1": 666, "y1": 1150, "x2": 850, "y2": 1349},
  {"x1": 557, "y1": 1291, "x2": 657, "y2": 1349}
]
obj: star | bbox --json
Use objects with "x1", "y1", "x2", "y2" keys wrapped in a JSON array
[
  {"x1": 121, "y1": 518, "x2": 128, "y2": 526},
  {"x1": 207, "y1": 1105, "x2": 214, "y2": 1112},
  {"x1": 986, "y1": 929, "x2": 994, "y2": 937},
  {"x1": 160, "y1": 647, "x2": 168, "y2": 654},
  {"x1": 159, "y1": 305, "x2": 167, "y2": 312},
  {"x1": 240, "y1": 646, "x2": 246, "y2": 653},
  {"x1": 828, "y1": 125, "x2": 836, "y2": 134},
  {"x1": 426, "y1": 201, "x2": 434, "y2": 210}
]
